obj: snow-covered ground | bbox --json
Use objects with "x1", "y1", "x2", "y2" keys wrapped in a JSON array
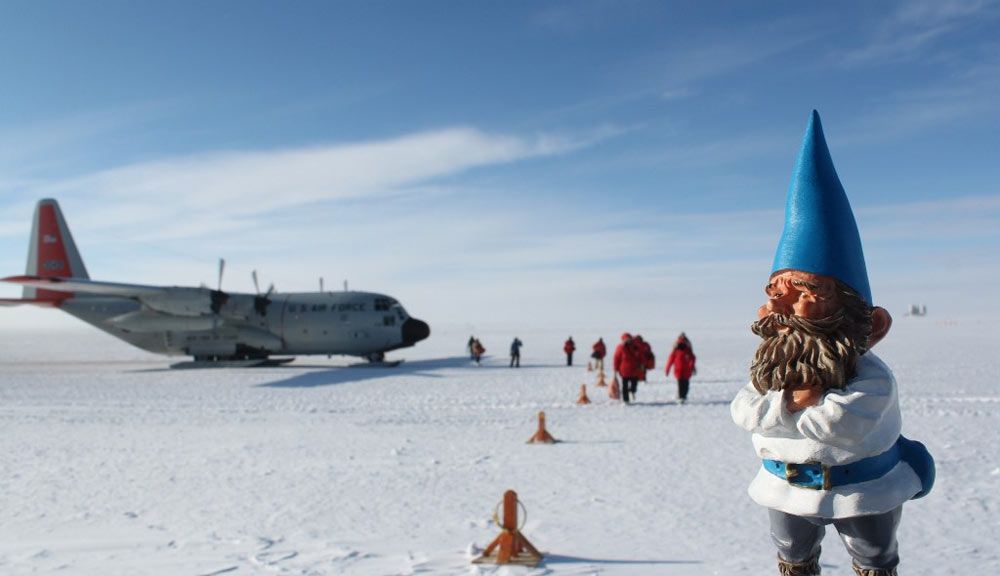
[{"x1": 0, "y1": 318, "x2": 997, "y2": 575}]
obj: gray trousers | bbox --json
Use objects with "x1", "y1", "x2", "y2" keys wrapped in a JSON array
[{"x1": 769, "y1": 507, "x2": 902, "y2": 571}]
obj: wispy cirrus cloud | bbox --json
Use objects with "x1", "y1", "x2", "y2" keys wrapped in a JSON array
[
  {"x1": 0, "y1": 101, "x2": 180, "y2": 180},
  {"x1": 2, "y1": 125, "x2": 613, "y2": 243},
  {"x1": 840, "y1": 0, "x2": 999, "y2": 66},
  {"x1": 837, "y1": 86, "x2": 995, "y2": 146},
  {"x1": 658, "y1": 87, "x2": 697, "y2": 102},
  {"x1": 529, "y1": 0, "x2": 643, "y2": 34},
  {"x1": 537, "y1": 16, "x2": 821, "y2": 124},
  {"x1": 858, "y1": 194, "x2": 1000, "y2": 243}
]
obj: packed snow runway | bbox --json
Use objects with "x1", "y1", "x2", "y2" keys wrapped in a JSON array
[{"x1": 1, "y1": 320, "x2": 997, "y2": 575}]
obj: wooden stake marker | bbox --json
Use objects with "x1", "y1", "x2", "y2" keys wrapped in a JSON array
[
  {"x1": 576, "y1": 384, "x2": 591, "y2": 405},
  {"x1": 526, "y1": 411, "x2": 558, "y2": 444},
  {"x1": 472, "y1": 490, "x2": 543, "y2": 567}
]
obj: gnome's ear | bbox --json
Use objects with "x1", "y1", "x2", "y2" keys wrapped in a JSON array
[{"x1": 870, "y1": 306, "x2": 892, "y2": 348}]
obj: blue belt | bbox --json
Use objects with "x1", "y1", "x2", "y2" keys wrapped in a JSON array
[{"x1": 762, "y1": 441, "x2": 901, "y2": 490}]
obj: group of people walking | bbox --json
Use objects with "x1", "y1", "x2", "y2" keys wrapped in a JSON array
[
  {"x1": 612, "y1": 332, "x2": 697, "y2": 404},
  {"x1": 470, "y1": 332, "x2": 697, "y2": 404},
  {"x1": 506, "y1": 336, "x2": 577, "y2": 368}
]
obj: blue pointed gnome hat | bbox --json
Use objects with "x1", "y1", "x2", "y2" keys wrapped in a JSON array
[{"x1": 772, "y1": 110, "x2": 872, "y2": 303}]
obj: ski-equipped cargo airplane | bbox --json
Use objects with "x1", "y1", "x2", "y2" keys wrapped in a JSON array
[{"x1": 1, "y1": 199, "x2": 430, "y2": 367}]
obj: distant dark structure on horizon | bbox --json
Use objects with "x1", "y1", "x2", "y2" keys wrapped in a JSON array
[{"x1": 906, "y1": 304, "x2": 928, "y2": 317}]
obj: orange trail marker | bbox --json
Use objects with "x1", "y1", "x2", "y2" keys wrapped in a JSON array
[
  {"x1": 472, "y1": 490, "x2": 543, "y2": 567},
  {"x1": 526, "y1": 411, "x2": 558, "y2": 444},
  {"x1": 609, "y1": 377, "x2": 621, "y2": 400},
  {"x1": 596, "y1": 370, "x2": 607, "y2": 387},
  {"x1": 576, "y1": 384, "x2": 591, "y2": 405},
  {"x1": 587, "y1": 361, "x2": 593, "y2": 372}
]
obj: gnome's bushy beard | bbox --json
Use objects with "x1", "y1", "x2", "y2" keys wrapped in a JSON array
[{"x1": 750, "y1": 293, "x2": 873, "y2": 395}]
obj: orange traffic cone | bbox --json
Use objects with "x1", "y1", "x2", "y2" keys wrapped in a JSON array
[
  {"x1": 587, "y1": 361, "x2": 593, "y2": 372},
  {"x1": 527, "y1": 411, "x2": 558, "y2": 444},
  {"x1": 472, "y1": 490, "x2": 543, "y2": 567},
  {"x1": 576, "y1": 384, "x2": 591, "y2": 405},
  {"x1": 609, "y1": 377, "x2": 621, "y2": 400},
  {"x1": 595, "y1": 370, "x2": 607, "y2": 387}
]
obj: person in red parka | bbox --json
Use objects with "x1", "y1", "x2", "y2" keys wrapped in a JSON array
[
  {"x1": 665, "y1": 333, "x2": 697, "y2": 404},
  {"x1": 631, "y1": 335, "x2": 655, "y2": 401},
  {"x1": 613, "y1": 333, "x2": 644, "y2": 404},
  {"x1": 612, "y1": 333, "x2": 630, "y2": 383},
  {"x1": 563, "y1": 337, "x2": 576, "y2": 366},
  {"x1": 591, "y1": 337, "x2": 607, "y2": 372}
]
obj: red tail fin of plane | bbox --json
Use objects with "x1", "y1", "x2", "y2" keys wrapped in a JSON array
[{"x1": 20, "y1": 199, "x2": 89, "y2": 303}]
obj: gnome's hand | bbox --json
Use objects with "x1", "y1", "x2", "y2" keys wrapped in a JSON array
[{"x1": 784, "y1": 384, "x2": 824, "y2": 412}]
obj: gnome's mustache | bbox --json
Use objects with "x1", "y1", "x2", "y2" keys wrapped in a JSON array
[
  {"x1": 749, "y1": 311, "x2": 860, "y2": 395},
  {"x1": 751, "y1": 311, "x2": 846, "y2": 339}
]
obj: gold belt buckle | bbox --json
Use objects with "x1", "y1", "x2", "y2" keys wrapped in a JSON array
[{"x1": 784, "y1": 461, "x2": 831, "y2": 490}]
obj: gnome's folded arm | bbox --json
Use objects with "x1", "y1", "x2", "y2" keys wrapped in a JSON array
[{"x1": 731, "y1": 352, "x2": 901, "y2": 456}]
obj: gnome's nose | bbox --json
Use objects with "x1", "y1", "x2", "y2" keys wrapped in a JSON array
[{"x1": 767, "y1": 292, "x2": 794, "y2": 315}]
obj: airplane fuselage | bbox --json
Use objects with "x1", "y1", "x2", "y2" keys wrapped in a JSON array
[{"x1": 60, "y1": 290, "x2": 428, "y2": 360}]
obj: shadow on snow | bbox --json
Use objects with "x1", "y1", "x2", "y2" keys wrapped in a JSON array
[
  {"x1": 257, "y1": 355, "x2": 473, "y2": 388},
  {"x1": 543, "y1": 554, "x2": 701, "y2": 567}
]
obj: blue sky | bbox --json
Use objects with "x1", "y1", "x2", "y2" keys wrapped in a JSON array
[{"x1": 2, "y1": 0, "x2": 999, "y2": 333}]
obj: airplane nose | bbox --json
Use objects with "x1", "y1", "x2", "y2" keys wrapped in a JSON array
[{"x1": 401, "y1": 318, "x2": 430, "y2": 345}]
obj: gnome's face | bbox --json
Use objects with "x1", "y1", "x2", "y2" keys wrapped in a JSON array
[
  {"x1": 749, "y1": 269, "x2": 873, "y2": 395},
  {"x1": 758, "y1": 270, "x2": 839, "y2": 321}
]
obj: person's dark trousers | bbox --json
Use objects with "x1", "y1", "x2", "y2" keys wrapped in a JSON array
[
  {"x1": 630, "y1": 380, "x2": 639, "y2": 401},
  {"x1": 622, "y1": 378, "x2": 637, "y2": 403},
  {"x1": 510, "y1": 354, "x2": 520, "y2": 368},
  {"x1": 677, "y1": 379, "x2": 689, "y2": 401},
  {"x1": 566, "y1": 352, "x2": 573, "y2": 366}
]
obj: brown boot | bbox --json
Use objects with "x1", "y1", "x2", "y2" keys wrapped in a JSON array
[
  {"x1": 778, "y1": 553, "x2": 821, "y2": 575},
  {"x1": 852, "y1": 563, "x2": 897, "y2": 576}
]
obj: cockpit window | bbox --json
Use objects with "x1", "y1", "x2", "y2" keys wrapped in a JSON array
[
  {"x1": 374, "y1": 297, "x2": 391, "y2": 311},
  {"x1": 393, "y1": 304, "x2": 407, "y2": 321}
]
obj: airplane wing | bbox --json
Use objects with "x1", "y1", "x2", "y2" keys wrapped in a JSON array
[
  {"x1": 2, "y1": 275, "x2": 166, "y2": 297},
  {"x1": 2, "y1": 275, "x2": 226, "y2": 317},
  {"x1": 0, "y1": 297, "x2": 62, "y2": 307}
]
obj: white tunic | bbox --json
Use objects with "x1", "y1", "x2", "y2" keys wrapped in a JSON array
[{"x1": 730, "y1": 352, "x2": 921, "y2": 519}]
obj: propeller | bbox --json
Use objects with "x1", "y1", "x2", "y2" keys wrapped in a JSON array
[
  {"x1": 209, "y1": 258, "x2": 229, "y2": 315},
  {"x1": 252, "y1": 269, "x2": 274, "y2": 317}
]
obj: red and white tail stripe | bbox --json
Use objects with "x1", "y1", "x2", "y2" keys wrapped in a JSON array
[{"x1": 21, "y1": 199, "x2": 89, "y2": 302}]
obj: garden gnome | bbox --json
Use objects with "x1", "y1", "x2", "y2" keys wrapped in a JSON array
[{"x1": 730, "y1": 111, "x2": 934, "y2": 576}]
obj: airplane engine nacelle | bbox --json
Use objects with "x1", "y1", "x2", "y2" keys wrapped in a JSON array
[
  {"x1": 238, "y1": 327, "x2": 283, "y2": 352},
  {"x1": 142, "y1": 290, "x2": 216, "y2": 317}
]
